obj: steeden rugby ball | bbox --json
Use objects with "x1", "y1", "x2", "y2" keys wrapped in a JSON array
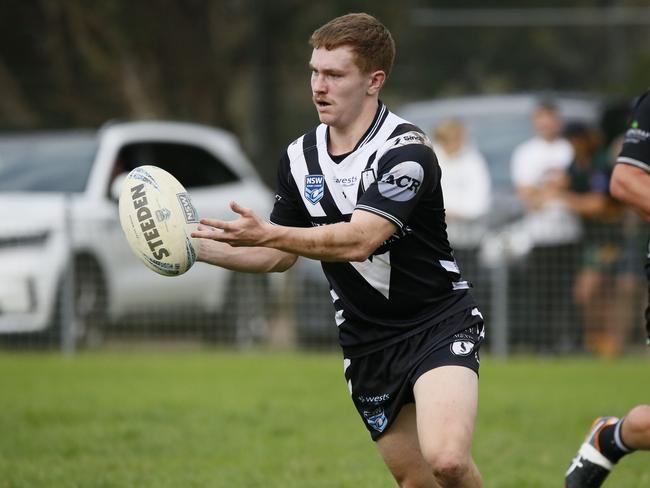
[{"x1": 118, "y1": 165, "x2": 199, "y2": 276}]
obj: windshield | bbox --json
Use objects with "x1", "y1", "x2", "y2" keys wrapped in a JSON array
[
  {"x1": 0, "y1": 133, "x2": 97, "y2": 192},
  {"x1": 464, "y1": 114, "x2": 534, "y2": 189}
]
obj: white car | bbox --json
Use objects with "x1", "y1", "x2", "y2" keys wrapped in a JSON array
[{"x1": 0, "y1": 121, "x2": 275, "y2": 344}]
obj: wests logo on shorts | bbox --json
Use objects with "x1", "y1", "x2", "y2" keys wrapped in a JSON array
[{"x1": 378, "y1": 161, "x2": 424, "y2": 202}]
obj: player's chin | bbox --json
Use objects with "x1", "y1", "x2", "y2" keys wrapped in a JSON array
[{"x1": 316, "y1": 112, "x2": 336, "y2": 125}]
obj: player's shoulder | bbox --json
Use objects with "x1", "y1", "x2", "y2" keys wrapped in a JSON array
[
  {"x1": 634, "y1": 89, "x2": 650, "y2": 111},
  {"x1": 628, "y1": 90, "x2": 650, "y2": 125},
  {"x1": 285, "y1": 124, "x2": 322, "y2": 162},
  {"x1": 380, "y1": 113, "x2": 434, "y2": 157}
]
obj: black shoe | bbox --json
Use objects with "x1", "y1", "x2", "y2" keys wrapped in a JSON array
[{"x1": 565, "y1": 417, "x2": 618, "y2": 487}]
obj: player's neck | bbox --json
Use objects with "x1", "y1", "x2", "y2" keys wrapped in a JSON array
[{"x1": 328, "y1": 99, "x2": 379, "y2": 156}]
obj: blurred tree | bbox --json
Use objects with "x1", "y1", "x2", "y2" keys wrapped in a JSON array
[{"x1": 0, "y1": 0, "x2": 649, "y2": 184}]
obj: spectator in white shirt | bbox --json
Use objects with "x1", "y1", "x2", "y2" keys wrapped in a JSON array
[
  {"x1": 508, "y1": 100, "x2": 582, "y2": 352},
  {"x1": 433, "y1": 119, "x2": 491, "y2": 285}
]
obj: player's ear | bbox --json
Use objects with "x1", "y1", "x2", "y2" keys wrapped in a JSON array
[{"x1": 367, "y1": 70, "x2": 386, "y2": 95}]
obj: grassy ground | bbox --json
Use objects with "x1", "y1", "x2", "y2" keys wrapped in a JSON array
[{"x1": 0, "y1": 351, "x2": 648, "y2": 487}]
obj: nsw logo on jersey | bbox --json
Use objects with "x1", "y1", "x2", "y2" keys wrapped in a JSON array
[
  {"x1": 305, "y1": 174, "x2": 325, "y2": 204},
  {"x1": 378, "y1": 161, "x2": 424, "y2": 202}
]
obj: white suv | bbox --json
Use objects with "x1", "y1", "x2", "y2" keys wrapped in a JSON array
[{"x1": 0, "y1": 121, "x2": 274, "y2": 344}]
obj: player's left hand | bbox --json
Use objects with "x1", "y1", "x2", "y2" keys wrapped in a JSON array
[{"x1": 192, "y1": 201, "x2": 272, "y2": 247}]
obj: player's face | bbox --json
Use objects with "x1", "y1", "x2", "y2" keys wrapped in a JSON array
[{"x1": 309, "y1": 46, "x2": 372, "y2": 129}]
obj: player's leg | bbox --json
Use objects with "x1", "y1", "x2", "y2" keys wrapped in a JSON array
[
  {"x1": 621, "y1": 404, "x2": 650, "y2": 450},
  {"x1": 376, "y1": 404, "x2": 439, "y2": 488},
  {"x1": 413, "y1": 365, "x2": 483, "y2": 488},
  {"x1": 565, "y1": 406, "x2": 649, "y2": 488}
]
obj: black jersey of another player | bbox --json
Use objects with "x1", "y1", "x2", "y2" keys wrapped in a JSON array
[
  {"x1": 617, "y1": 90, "x2": 650, "y2": 173},
  {"x1": 270, "y1": 102, "x2": 477, "y2": 356}
]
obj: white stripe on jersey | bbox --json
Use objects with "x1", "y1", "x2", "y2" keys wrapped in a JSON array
[
  {"x1": 315, "y1": 125, "x2": 357, "y2": 213},
  {"x1": 439, "y1": 259, "x2": 460, "y2": 274},
  {"x1": 335, "y1": 309, "x2": 345, "y2": 327},
  {"x1": 617, "y1": 156, "x2": 650, "y2": 173},
  {"x1": 373, "y1": 130, "x2": 434, "y2": 167},
  {"x1": 355, "y1": 204, "x2": 404, "y2": 229},
  {"x1": 358, "y1": 103, "x2": 388, "y2": 148},
  {"x1": 350, "y1": 250, "x2": 391, "y2": 299},
  {"x1": 343, "y1": 358, "x2": 352, "y2": 394},
  {"x1": 287, "y1": 134, "x2": 326, "y2": 217}
]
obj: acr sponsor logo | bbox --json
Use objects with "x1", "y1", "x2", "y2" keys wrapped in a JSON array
[
  {"x1": 451, "y1": 340, "x2": 475, "y2": 356},
  {"x1": 378, "y1": 161, "x2": 424, "y2": 202},
  {"x1": 305, "y1": 174, "x2": 325, "y2": 204},
  {"x1": 129, "y1": 183, "x2": 170, "y2": 261},
  {"x1": 176, "y1": 192, "x2": 199, "y2": 223}
]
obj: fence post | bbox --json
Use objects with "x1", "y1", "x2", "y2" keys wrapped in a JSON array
[
  {"x1": 60, "y1": 194, "x2": 76, "y2": 356},
  {"x1": 489, "y1": 262, "x2": 510, "y2": 358}
]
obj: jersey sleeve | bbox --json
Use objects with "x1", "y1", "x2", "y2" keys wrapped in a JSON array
[
  {"x1": 269, "y1": 152, "x2": 311, "y2": 228},
  {"x1": 355, "y1": 138, "x2": 438, "y2": 229},
  {"x1": 617, "y1": 91, "x2": 650, "y2": 173}
]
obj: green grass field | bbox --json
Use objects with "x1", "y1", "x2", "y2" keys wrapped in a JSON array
[{"x1": 0, "y1": 351, "x2": 648, "y2": 487}]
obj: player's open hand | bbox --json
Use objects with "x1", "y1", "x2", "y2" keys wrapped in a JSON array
[{"x1": 191, "y1": 201, "x2": 272, "y2": 247}]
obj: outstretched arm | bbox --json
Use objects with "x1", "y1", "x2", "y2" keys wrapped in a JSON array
[
  {"x1": 192, "y1": 201, "x2": 397, "y2": 263},
  {"x1": 610, "y1": 164, "x2": 650, "y2": 220},
  {"x1": 197, "y1": 231, "x2": 298, "y2": 273}
]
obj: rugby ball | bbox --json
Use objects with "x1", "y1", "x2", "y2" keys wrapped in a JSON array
[{"x1": 118, "y1": 165, "x2": 199, "y2": 276}]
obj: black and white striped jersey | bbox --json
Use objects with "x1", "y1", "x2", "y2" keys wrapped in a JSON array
[{"x1": 270, "y1": 102, "x2": 477, "y2": 356}]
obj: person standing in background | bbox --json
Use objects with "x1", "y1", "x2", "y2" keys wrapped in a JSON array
[
  {"x1": 509, "y1": 101, "x2": 581, "y2": 352},
  {"x1": 548, "y1": 122, "x2": 623, "y2": 357},
  {"x1": 433, "y1": 119, "x2": 491, "y2": 285}
]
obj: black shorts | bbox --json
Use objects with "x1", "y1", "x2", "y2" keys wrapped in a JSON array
[{"x1": 343, "y1": 307, "x2": 485, "y2": 441}]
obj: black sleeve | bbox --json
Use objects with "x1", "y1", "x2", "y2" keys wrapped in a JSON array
[
  {"x1": 617, "y1": 90, "x2": 650, "y2": 173},
  {"x1": 269, "y1": 152, "x2": 312, "y2": 228},
  {"x1": 355, "y1": 142, "x2": 438, "y2": 229}
]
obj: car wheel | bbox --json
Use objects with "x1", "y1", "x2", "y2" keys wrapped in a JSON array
[
  {"x1": 51, "y1": 255, "x2": 108, "y2": 348},
  {"x1": 73, "y1": 255, "x2": 108, "y2": 347}
]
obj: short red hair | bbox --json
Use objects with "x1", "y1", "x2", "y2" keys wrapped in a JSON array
[{"x1": 309, "y1": 13, "x2": 395, "y2": 78}]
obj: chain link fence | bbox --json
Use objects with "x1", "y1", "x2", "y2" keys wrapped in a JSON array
[{"x1": 0, "y1": 197, "x2": 646, "y2": 357}]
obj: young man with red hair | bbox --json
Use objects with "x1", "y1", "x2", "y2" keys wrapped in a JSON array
[{"x1": 194, "y1": 13, "x2": 485, "y2": 487}]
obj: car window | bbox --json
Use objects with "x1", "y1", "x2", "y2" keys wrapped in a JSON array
[
  {"x1": 0, "y1": 135, "x2": 97, "y2": 192},
  {"x1": 117, "y1": 142, "x2": 239, "y2": 189},
  {"x1": 465, "y1": 114, "x2": 534, "y2": 189}
]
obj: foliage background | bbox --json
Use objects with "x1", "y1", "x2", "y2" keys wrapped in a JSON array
[{"x1": 2, "y1": 0, "x2": 649, "y2": 183}]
